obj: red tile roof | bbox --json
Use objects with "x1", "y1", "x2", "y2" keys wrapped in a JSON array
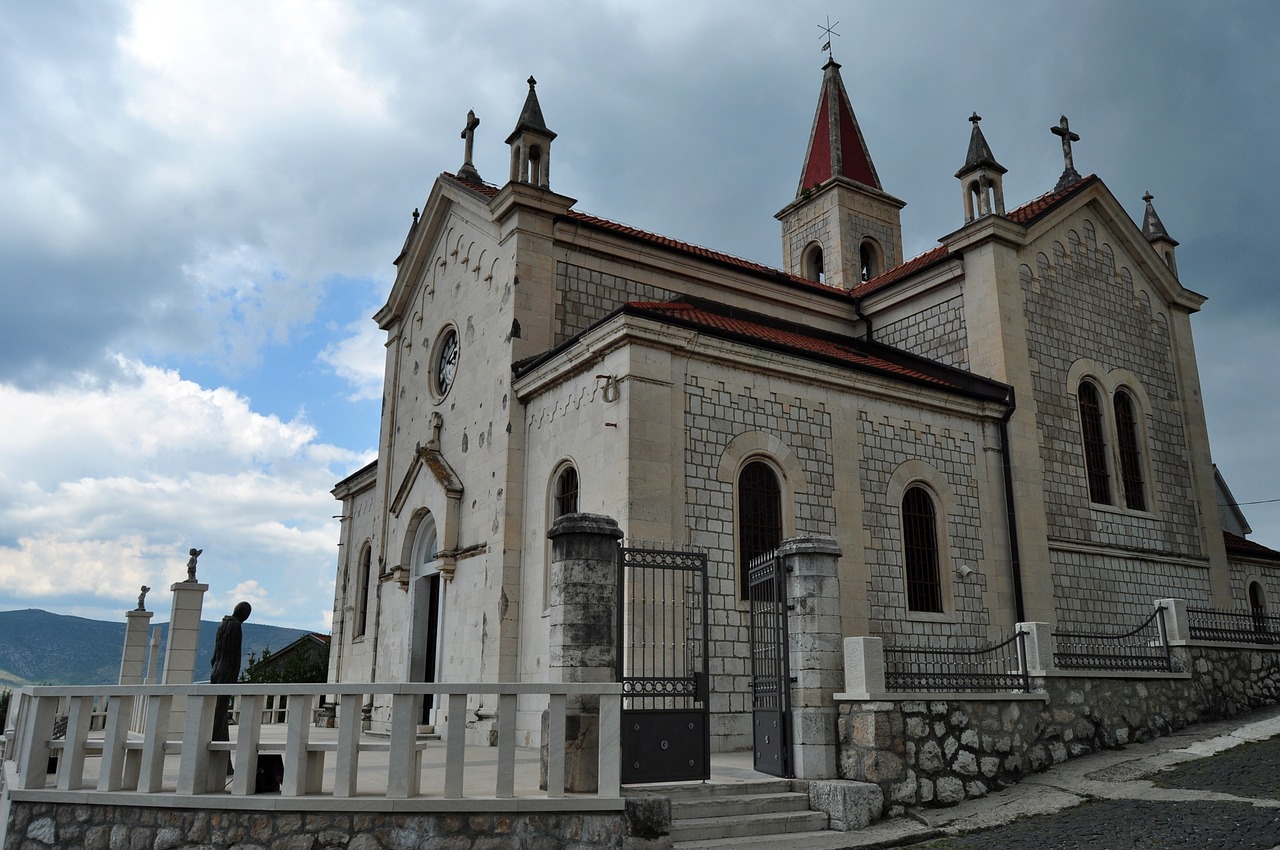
[
  {"x1": 625, "y1": 301, "x2": 1008, "y2": 400},
  {"x1": 1224, "y1": 531, "x2": 1280, "y2": 563},
  {"x1": 443, "y1": 172, "x2": 500, "y2": 199},
  {"x1": 1005, "y1": 174, "x2": 1097, "y2": 225},
  {"x1": 563, "y1": 212, "x2": 850, "y2": 299},
  {"x1": 849, "y1": 245, "x2": 953, "y2": 300}
]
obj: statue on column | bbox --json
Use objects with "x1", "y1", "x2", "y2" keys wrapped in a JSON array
[
  {"x1": 136, "y1": 585, "x2": 150, "y2": 611},
  {"x1": 186, "y1": 548, "x2": 203, "y2": 582}
]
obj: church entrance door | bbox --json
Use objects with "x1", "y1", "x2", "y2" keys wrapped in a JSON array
[
  {"x1": 407, "y1": 514, "x2": 442, "y2": 726},
  {"x1": 748, "y1": 551, "x2": 792, "y2": 777},
  {"x1": 617, "y1": 543, "x2": 710, "y2": 784}
]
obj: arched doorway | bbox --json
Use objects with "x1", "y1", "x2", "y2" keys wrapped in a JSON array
[{"x1": 407, "y1": 513, "x2": 443, "y2": 725}]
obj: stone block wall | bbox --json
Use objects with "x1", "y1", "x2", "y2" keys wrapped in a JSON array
[
  {"x1": 876, "y1": 295, "x2": 969, "y2": 370},
  {"x1": 1050, "y1": 551, "x2": 1211, "y2": 631},
  {"x1": 2, "y1": 805, "x2": 650, "y2": 850},
  {"x1": 1019, "y1": 217, "x2": 1204, "y2": 625},
  {"x1": 556, "y1": 263, "x2": 677, "y2": 344},
  {"x1": 837, "y1": 644, "x2": 1280, "y2": 813}
]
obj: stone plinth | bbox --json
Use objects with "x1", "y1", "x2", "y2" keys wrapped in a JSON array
[
  {"x1": 161, "y1": 580, "x2": 208, "y2": 737},
  {"x1": 118, "y1": 609, "x2": 154, "y2": 685},
  {"x1": 542, "y1": 513, "x2": 622, "y2": 793}
]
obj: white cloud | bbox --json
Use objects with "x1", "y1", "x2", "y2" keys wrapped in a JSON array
[
  {"x1": 320, "y1": 318, "x2": 386, "y2": 402},
  {"x1": 0, "y1": 358, "x2": 359, "y2": 630}
]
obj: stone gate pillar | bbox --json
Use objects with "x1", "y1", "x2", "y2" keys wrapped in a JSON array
[
  {"x1": 543, "y1": 513, "x2": 622, "y2": 792},
  {"x1": 780, "y1": 535, "x2": 843, "y2": 779}
]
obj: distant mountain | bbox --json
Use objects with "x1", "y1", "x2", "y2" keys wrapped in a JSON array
[{"x1": 0, "y1": 609, "x2": 313, "y2": 688}]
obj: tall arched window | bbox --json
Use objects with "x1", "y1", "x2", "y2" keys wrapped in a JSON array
[
  {"x1": 1078, "y1": 381, "x2": 1112, "y2": 505},
  {"x1": 1113, "y1": 389, "x2": 1146, "y2": 511},
  {"x1": 554, "y1": 465, "x2": 579, "y2": 517},
  {"x1": 353, "y1": 543, "x2": 371, "y2": 638},
  {"x1": 738, "y1": 461, "x2": 782, "y2": 598},
  {"x1": 902, "y1": 486, "x2": 943, "y2": 613},
  {"x1": 803, "y1": 242, "x2": 825, "y2": 283}
]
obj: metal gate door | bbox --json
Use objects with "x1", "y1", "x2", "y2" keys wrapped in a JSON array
[
  {"x1": 748, "y1": 551, "x2": 792, "y2": 777},
  {"x1": 617, "y1": 544, "x2": 710, "y2": 784}
]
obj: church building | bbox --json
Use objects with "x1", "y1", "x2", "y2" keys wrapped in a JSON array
[{"x1": 326, "y1": 60, "x2": 1280, "y2": 751}]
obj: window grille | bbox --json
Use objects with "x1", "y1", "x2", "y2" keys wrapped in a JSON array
[
  {"x1": 1114, "y1": 390, "x2": 1146, "y2": 511},
  {"x1": 738, "y1": 461, "x2": 782, "y2": 598},
  {"x1": 1078, "y1": 382, "x2": 1112, "y2": 504},
  {"x1": 554, "y1": 466, "x2": 579, "y2": 517},
  {"x1": 902, "y1": 486, "x2": 943, "y2": 613}
]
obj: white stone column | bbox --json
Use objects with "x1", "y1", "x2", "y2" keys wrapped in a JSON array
[
  {"x1": 1155, "y1": 598, "x2": 1190, "y2": 643},
  {"x1": 542, "y1": 513, "x2": 621, "y2": 793},
  {"x1": 781, "y1": 535, "x2": 843, "y2": 779},
  {"x1": 1017, "y1": 622, "x2": 1055, "y2": 675},
  {"x1": 839, "y1": 637, "x2": 886, "y2": 698},
  {"x1": 162, "y1": 579, "x2": 208, "y2": 737},
  {"x1": 119, "y1": 609, "x2": 154, "y2": 685}
]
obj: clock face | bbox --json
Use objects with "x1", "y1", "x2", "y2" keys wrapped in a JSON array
[{"x1": 435, "y1": 328, "x2": 459, "y2": 397}]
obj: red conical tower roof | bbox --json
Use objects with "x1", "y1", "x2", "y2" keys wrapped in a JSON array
[{"x1": 798, "y1": 58, "x2": 881, "y2": 195}]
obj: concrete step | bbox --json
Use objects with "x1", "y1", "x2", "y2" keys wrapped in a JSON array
[
  {"x1": 673, "y1": 828, "x2": 876, "y2": 850},
  {"x1": 629, "y1": 778, "x2": 795, "y2": 798},
  {"x1": 671, "y1": 790, "x2": 812, "y2": 820},
  {"x1": 670, "y1": 808, "x2": 830, "y2": 843}
]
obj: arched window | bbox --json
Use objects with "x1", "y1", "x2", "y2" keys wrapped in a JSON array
[
  {"x1": 1250, "y1": 582, "x2": 1267, "y2": 634},
  {"x1": 902, "y1": 486, "x2": 943, "y2": 613},
  {"x1": 1113, "y1": 389, "x2": 1146, "y2": 511},
  {"x1": 803, "y1": 242, "x2": 825, "y2": 283},
  {"x1": 738, "y1": 461, "x2": 782, "y2": 598},
  {"x1": 859, "y1": 239, "x2": 881, "y2": 282},
  {"x1": 353, "y1": 543, "x2": 372, "y2": 638},
  {"x1": 1078, "y1": 381, "x2": 1112, "y2": 505},
  {"x1": 554, "y1": 465, "x2": 579, "y2": 517}
]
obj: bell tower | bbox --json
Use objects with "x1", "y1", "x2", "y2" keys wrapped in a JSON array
[
  {"x1": 776, "y1": 58, "x2": 905, "y2": 289},
  {"x1": 506, "y1": 76, "x2": 557, "y2": 189}
]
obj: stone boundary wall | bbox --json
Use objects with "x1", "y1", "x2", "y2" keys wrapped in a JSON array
[
  {"x1": 838, "y1": 644, "x2": 1280, "y2": 814},
  {"x1": 2, "y1": 803, "x2": 668, "y2": 850}
]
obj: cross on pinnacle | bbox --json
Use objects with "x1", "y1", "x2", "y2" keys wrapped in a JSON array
[
  {"x1": 457, "y1": 109, "x2": 482, "y2": 183},
  {"x1": 818, "y1": 16, "x2": 840, "y2": 57},
  {"x1": 1051, "y1": 115, "x2": 1082, "y2": 191}
]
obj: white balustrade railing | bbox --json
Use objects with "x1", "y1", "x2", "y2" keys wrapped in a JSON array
[{"x1": 2, "y1": 682, "x2": 622, "y2": 810}]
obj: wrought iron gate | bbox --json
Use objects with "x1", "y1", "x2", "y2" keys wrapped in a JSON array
[
  {"x1": 617, "y1": 543, "x2": 710, "y2": 784},
  {"x1": 748, "y1": 551, "x2": 792, "y2": 777}
]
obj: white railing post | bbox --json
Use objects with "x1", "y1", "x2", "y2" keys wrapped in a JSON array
[
  {"x1": 597, "y1": 691, "x2": 620, "y2": 798},
  {"x1": 177, "y1": 694, "x2": 216, "y2": 795},
  {"x1": 1017, "y1": 622, "x2": 1055, "y2": 675},
  {"x1": 56, "y1": 695, "x2": 94, "y2": 791},
  {"x1": 545, "y1": 693, "x2": 566, "y2": 798},
  {"x1": 444, "y1": 692, "x2": 467, "y2": 798},
  {"x1": 838, "y1": 637, "x2": 886, "y2": 698},
  {"x1": 282, "y1": 693, "x2": 313, "y2": 796},
  {"x1": 333, "y1": 692, "x2": 362, "y2": 797},
  {"x1": 231, "y1": 694, "x2": 263, "y2": 796},
  {"x1": 15, "y1": 693, "x2": 56, "y2": 790},
  {"x1": 495, "y1": 692, "x2": 517, "y2": 798},
  {"x1": 1156, "y1": 598, "x2": 1190, "y2": 642},
  {"x1": 386, "y1": 692, "x2": 421, "y2": 798},
  {"x1": 137, "y1": 694, "x2": 172, "y2": 793},
  {"x1": 97, "y1": 694, "x2": 134, "y2": 792}
]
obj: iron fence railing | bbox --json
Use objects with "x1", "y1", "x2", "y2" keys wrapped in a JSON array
[
  {"x1": 1053, "y1": 606, "x2": 1172, "y2": 672},
  {"x1": 1187, "y1": 606, "x2": 1280, "y2": 645},
  {"x1": 884, "y1": 629, "x2": 1029, "y2": 693}
]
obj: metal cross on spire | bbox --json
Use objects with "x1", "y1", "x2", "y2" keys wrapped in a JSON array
[
  {"x1": 818, "y1": 16, "x2": 840, "y2": 58},
  {"x1": 1051, "y1": 115, "x2": 1082, "y2": 191}
]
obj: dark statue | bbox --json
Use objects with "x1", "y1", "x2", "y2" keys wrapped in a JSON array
[
  {"x1": 210, "y1": 601, "x2": 251, "y2": 747},
  {"x1": 136, "y1": 585, "x2": 150, "y2": 611},
  {"x1": 186, "y1": 548, "x2": 203, "y2": 582}
]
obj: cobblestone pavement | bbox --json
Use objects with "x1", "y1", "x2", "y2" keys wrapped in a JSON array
[{"x1": 900, "y1": 728, "x2": 1280, "y2": 850}]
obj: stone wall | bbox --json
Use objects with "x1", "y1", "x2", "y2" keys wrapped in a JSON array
[
  {"x1": 875, "y1": 295, "x2": 969, "y2": 370},
  {"x1": 2, "y1": 804, "x2": 657, "y2": 850},
  {"x1": 556, "y1": 263, "x2": 677, "y2": 344},
  {"x1": 838, "y1": 644, "x2": 1280, "y2": 813}
]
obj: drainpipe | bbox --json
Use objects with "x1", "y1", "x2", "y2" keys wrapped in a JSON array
[
  {"x1": 998, "y1": 390, "x2": 1026, "y2": 623},
  {"x1": 852, "y1": 295, "x2": 874, "y2": 342}
]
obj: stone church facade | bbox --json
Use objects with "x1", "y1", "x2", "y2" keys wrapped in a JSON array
[{"x1": 327, "y1": 62, "x2": 1280, "y2": 750}]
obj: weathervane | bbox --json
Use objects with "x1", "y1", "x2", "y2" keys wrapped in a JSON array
[{"x1": 818, "y1": 16, "x2": 840, "y2": 58}]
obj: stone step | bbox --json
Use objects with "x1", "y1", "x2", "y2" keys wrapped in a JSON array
[
  {"x1": 671, "y1": 790, "x2": 812, "y2": 820},
  {"x1": 673, "y1": 829, "x2": 868, "y2": 850},
  {"x1": 670, "y1": 808, "x2": 830, "y2": 843},
  {"x1": 628, "y1": 778, "x2": 795, "y2": 798}
]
